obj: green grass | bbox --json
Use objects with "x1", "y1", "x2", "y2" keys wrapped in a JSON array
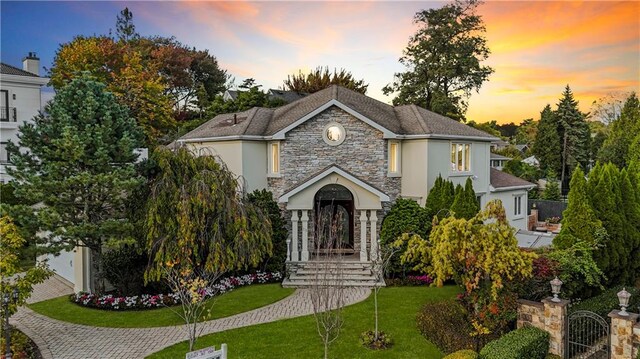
[
  {"x1": 148, "y1": 285, "x2": 460, "y2": 359},
  {"x1": 29, "y1": 284, "x2": 294, "y2": 328}
]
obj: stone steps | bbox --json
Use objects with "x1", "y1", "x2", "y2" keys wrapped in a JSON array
[{"x1": 283, "y1": 261, "x2": 382, "y2": 288}]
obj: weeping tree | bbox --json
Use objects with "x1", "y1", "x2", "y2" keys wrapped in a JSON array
[{"x1": 145, "y1": 147, "x2": 272, "y2": 350}]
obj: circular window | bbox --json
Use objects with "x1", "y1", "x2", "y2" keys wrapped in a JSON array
[{"x1": 322, "y1": 122, "x2": 346, "y2": 146}]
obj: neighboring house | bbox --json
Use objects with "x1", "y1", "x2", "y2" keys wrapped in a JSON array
[
  {"x1": 523, "y1": 155, "x2": 540, "y2": 167},
  {"x1": 173, "y1": 85, "x2": 535, "y2": 286},
  {"x1": 0, "y1": 53, "x2": 49, "y2": 183},
  {"x1": 490, "y1": 152, "x2": 512, "y2": 171},
  {"x1": 515, "y1": 144, "x2": 529, "y2": 154},
  {"x1": 223, "y1": 88, "x2": 307, "y2": 103},
  {"x1": 490, "y1": 139, "x2": 509, "y2": 152}
]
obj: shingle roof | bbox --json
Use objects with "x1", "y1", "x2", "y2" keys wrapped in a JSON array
[
  {"x1": 490, "y1": 153, "x2": 512, "y2": 161},
  {"x1": 490, "y1": 168, "x2": 536, "y2": 189},
  {"x1": 268, "y1": 89, "x2": 307, "y2": 103},
  {"x1": 0, "y1": 63, "x2": 40, "y2": 77},
  {"x1": 181, "y1": 85, "x2": 498, "y2": 141}
]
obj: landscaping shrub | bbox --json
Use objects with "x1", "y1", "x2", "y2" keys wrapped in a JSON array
[
  {"x1": 416, "y1": 301, "x2": 478, "y2": 354},
  {"x1": 443, "y1": 350, "x2": 479, "y2": 359},
  {"x1": 380, "y1": 198, "x2": 430, "y2": 277},
  {"x1": 569, "y1": 285, "x2": 640, "y2": 318},
  {"x1": 102, "y1": 245, "x2": 151, "y2": 296},
  {"x1": 247, "y1": 189, "x2": 288, "y2": 273},
  {"x1": 0, "y1": 327, "x2": 41, "y2": 359},
  {"x1": 479, "y1": 326, "x2": 549, "y2": 359},
  {"x1": 359, "y1": 331, "x2": 393, "y2": 350}
]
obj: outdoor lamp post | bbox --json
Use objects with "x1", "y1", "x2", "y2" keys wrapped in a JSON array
[
  {"x1": 3, "y1": 288, "x2": 19, "y2": 359},
  {"x1": 550, "y1": 277, "x2": 563, "y2": 302},
  {"x1": 617, "y1": 287, "x2": 631, "y2": 316}
]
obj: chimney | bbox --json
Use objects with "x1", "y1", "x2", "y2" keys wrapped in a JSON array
[{"x1": 22, "y1": 52, "x2": 40, "y2": 76}]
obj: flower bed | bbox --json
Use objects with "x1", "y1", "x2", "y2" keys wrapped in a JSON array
[
  {"x1": 386, "y1": 275, "x2": 434, "y2": 287},
  {"x1": 71, "y1": 272, "x2": 282, "y2": 311}
]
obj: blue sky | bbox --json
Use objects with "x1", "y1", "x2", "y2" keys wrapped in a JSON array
[{"x1": 2, "y1": 1, "x2": 638, "y2": 124}]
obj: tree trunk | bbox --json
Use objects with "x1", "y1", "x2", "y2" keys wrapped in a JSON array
[
  {"x1": 374, "y1": 288, "x2": 379, "y2": 340},
  {"x1": 90, "y1": 246, "x2": 105, "y2": 294}
]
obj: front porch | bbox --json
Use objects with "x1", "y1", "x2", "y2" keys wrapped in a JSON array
[{"x1": 278, "y1": 166, "x2": 390, "y2": 287}]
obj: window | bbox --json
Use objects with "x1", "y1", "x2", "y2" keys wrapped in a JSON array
[
  {"x1": 450, "y1": 143, "x2": 471, "y2": 172},
  {"x1": 514, "y1": 195, "x2": 523, "y2": 216},
  {"x1": 0, "y1": 142, "x2": 9, "y2": 163},
  {"x1": 322, "y1": 122, "x2": 346, "y2": 146},
  {"x1": 269, "y1": 142, "x2": 280, "y2": 175},
  {"x1": 388, "y1": 141, "x2": 401, "y2": 175}
]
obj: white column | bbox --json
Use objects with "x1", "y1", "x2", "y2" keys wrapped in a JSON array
[
  {"x1": 291, "y1": 211, "x2": 299, "y2": 262},
  {"x1": 360, "y1": 210, "x2": 368, "y2": 262},
  {"x1": 301, "y1": 210, "x2": 310, "y2": 261},
  {"x1": 369, "y1": 210, "x2": 378, "y2": 261}
]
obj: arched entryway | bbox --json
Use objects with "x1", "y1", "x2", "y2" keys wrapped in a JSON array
[{"x1": 314, "y1": 184, "x2": 354, "y2": 254}]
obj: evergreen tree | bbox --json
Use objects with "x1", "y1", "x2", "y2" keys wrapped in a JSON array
[
  {"x1": 115, "y1": 7, "x2": 138, "y2": 42},
  {"x1": 532, "y1": 105, "x2": 561, "y2": 173},
  {"x1": 556, "y1": 86, "x2": 591, "y2": 188},
  {"x1": 541, "y1": 170, "x2": 561, "y2": 201},
  {"x1": 590, "y1": 164, "x2": 625, "y2": 284},
  {"x1": 554, "y1": 167, "x2": 602, "y2": 249},
  {"x1": 6, "y1": 74, "x2": 144, "y2": 292},
  {"x1": 450, "y1": 178, "x2": 479, "y2": 219},
  {"x1": 618, "y1": 169, "x2": 640, "y2": 284},
  {"x1": 382, "y1": 0, "x2": 493, "y2": 121},
  {"x1": 598, "y1": 93, "x2": 640, "y2": 168},
  {"x1": 247, "y1": 189, "x2": 288, "y2": 273}
]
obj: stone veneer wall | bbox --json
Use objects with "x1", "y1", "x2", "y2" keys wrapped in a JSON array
[
  {"x1": 517, "y1": 298, "x2": 568, "y2": 357},
  {"x1": 517, "y1": 299, "x2": 545, "y2": 330},
  {"x1": 609, "y1": 311, "x2": 640, "y2": 359},
  {"x1": 268, "y1": 106, "x2": 402, "y2": 253},
  {"x1": 633, "y1": 321, "x2": 640, "y2": 358}
]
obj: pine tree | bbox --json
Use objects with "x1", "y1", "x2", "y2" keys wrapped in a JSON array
[
  {"x1": 556, "y1": 86, "x2": 591, "y2": 188},
  {"x1": 450, "y1": 178, "x2": 480, "y2": 219},
  {"x1": 541, "y1": 170, "x2": 561, "y2": 201},
  {"x1": 598, "y1": 93, "x2": 640, "y2": 168},
  {"x1": 6, "y1": 74, "x2": 144, "y2": 292},
  {"x1": 532, "y1": 105, "x2": 561, "y2": 173},
  {"x1": 425, "y1": 175, "x2": 457, "y2": 219},
  {"x1": 618, "y1": 169, "x2": 640, "y2": 284},
  {"x1": 554, "y1": 167, "x2": 602, "y2": 249}
]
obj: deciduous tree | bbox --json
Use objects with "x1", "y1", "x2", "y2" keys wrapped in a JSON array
[
  {"x1": 7, "y1": 75, "x2": 143, "y2": 292},
  {"x1": 383, "y1": 0, "x2": 493, "y2": 121},
  {"x1": 598, "y1": 93, "x2": 639, "y2": 168}
]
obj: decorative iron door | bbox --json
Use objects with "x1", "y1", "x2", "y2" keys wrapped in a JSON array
[{"x1": 566, "y1": 310, "x2": 609, "y2": 359}]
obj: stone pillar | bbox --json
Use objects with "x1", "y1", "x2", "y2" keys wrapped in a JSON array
[
  {"x1": 542, "y1": 298, "x2": 569, "y2": 357},
  {"x1": 291, "y1": 211, "x2": 299, "y2": 262},
  {"x1": 633, "y1": 321, "x2": 640, "y2": 358},
  {"x1": 609, "y1": 310, "x2": 639, "y2": 359},
  {"x1": 301, "y1": 210, "x2": 309, "y2": 261},
  {"x1": 359, "y1": 210, "x2": 368, "y2": 262},
  {"x1": 369, "y1": 210, "x2": 378, "y2": 261}
]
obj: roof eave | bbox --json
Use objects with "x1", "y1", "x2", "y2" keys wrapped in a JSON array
[
  {"x1": 0, "y1": 74, "x2": 49, "y2": 86},
  {"x1": 177, "y1": 135, "x2": 269, "y2": 143},
  {"x1": 398, "y1": 134, "x2": 499, "y2": 142},
  {"x1": 490, "y1": 184, "x2": 536, "y2": 192}
]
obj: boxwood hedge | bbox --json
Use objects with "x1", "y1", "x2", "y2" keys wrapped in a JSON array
[{"x1": 479, "y1": 326, "x2": 549, "y2": 359}]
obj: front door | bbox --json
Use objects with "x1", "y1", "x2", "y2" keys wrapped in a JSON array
[{"x1": 314, "y1": 184, "x2": 354, "y2": 253}]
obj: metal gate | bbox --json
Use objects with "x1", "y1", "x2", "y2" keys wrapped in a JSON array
[{"x1": 566, "y1": 310, "x2": 609, "y2": 359}]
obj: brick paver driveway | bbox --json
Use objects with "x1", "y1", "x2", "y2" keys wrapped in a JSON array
[{"x1": 12, "y1": 277, "x2": 371, "y2": 359}]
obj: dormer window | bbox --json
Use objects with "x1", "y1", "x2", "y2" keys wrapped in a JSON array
[
  {"x1": 268, "y1": 141, "x2": 280, "y2": 176},
  {"x1": 450, "y1": 143, "x2": 471, "y2": 172},
  {"x1": 388, "y1": 141, "x2": 401, "y2": 176}
]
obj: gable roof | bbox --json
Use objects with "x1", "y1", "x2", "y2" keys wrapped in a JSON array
[
  {"x1": 279, "y1": 164, "x2": 390, "y2": 203},
  {"x1": 267, "y1": 89, "x2": 307, "y2": 103},
  {"x1": 490, "y1": 168, "x2": 536, "y2": 191},
  {"x1": 0, "y1": 63, "x2": 40, "y2": 77},
  {"x1": 179, "y1": 85, "x2": 498, "y2": 142},
  {"x1": 490, "y1": 152, "x2": 512, "y2": 161}
]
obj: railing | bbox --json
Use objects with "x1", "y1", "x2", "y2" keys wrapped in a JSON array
[{"x1": 0, "y1": 107, "x2": 17, "y2": 122}]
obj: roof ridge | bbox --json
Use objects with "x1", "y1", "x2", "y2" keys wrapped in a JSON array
[
  {"x1": 332, "y1": 84, "x2": 338, "y2": 99},
  {"x1": 0, "y1": 62, "x2": 40, "y2": 77},
  {"x1": 409, "y1": 104, "x2": 430, "y2": 134}
]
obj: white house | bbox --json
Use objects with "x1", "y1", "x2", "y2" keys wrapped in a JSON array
[
  {"x1": 0, "y1": 53, "x2": 49, "y2": 183},
  {"x1": 490, "y1": 152, "x2": 512, "y2": 171},
  {"x1": 174, "y1": 85, "x2": 535, "y2": 286}
]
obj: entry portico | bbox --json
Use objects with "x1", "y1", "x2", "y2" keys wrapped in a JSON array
[{"x1": 279, "y1": 165, "x2": 389, "y2": 264}]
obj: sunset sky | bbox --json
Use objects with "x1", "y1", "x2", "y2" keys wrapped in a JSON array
[{"x1": 1, "y1": 1, "x2": 638, "y2": 124}]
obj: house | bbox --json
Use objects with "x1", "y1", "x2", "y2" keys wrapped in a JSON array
[
  {"x1": 515, "y1": 143, "x2": 529, "y2": 154},
  {"x1": 490, "y1": 152, "x2": 512, "y2": 170},
  {"x1": 0, "y1": 53, "x2": 49, "y2": 183},
  {"x1": 523, "y1": 155, "x2": 540, "y2": 167},
  {"x1": 174, "y1": 85, "x2": 535, "y2": 286},
  {"x1": 490, "y1": 139, "x2": 509, "y2": 152}
]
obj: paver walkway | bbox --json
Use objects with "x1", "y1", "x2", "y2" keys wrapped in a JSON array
[{"x1": 12, "y1": 277, "x2": 371, "y2": 359}]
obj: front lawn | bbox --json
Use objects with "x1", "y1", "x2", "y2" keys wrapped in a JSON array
[
  {"x1": 28, "y1": 283, "x2": 294, "y2": 328},
  {"x1": 148, "y1": 285, "x2": 460, "y2": 359}
]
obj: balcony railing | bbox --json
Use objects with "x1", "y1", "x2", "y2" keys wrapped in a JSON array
[{"x1": 0, "y1": 107, "x2": 17, "y2": 122}]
